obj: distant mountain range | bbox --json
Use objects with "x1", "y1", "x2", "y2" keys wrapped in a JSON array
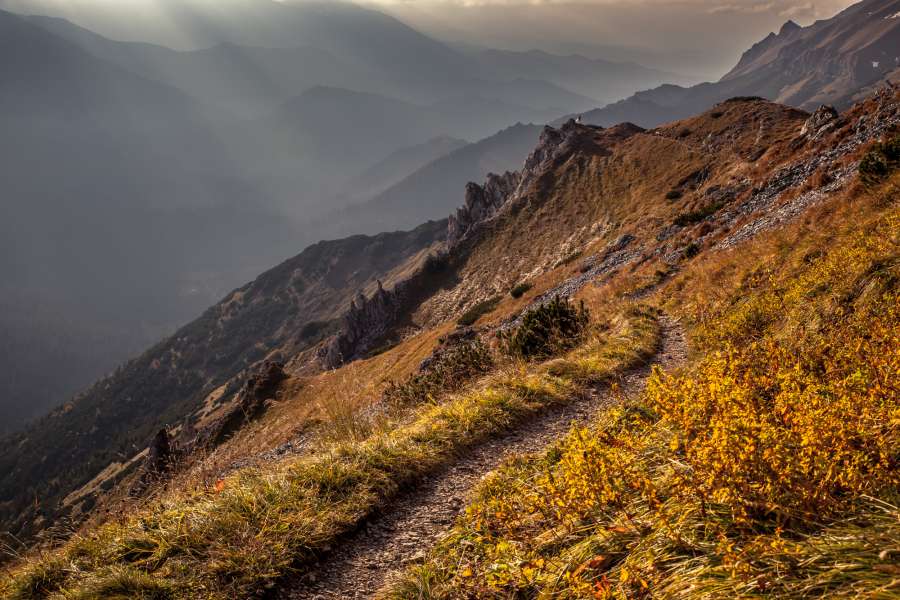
[
  {"x1": 472, "y1": 49, "x2": 680, "y2": 108},
  {"x1": 243, "y1": 87, "x2": 559, "y2": 213},
  {"x1": 327, "y1": 124, "x2": 544, "y2": 237},
  {"x1": 3, "y1": 0, "x2": 900, "y2": 555},
  {"x1": 582, "y1": 0, "x2": 900, "y2": 127},
  {"x1": 3, "y1": 0, "x2": 896, "y2": 438},
  {"x1": 14, "y1": 0, "x2": 660, "y2": 118},
  {"x1": 0, "y1": 1, "x2": 676, "y2": 436},
  {"x1": 0, "y1": 9, "x2": 302, "y2": 435},
  {"x1": 340, "y1": 136, "x2": 470, "y2": 206}
]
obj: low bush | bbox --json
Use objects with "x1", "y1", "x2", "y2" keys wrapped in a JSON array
[
  {"x1": 509, "y1": 282, "x2": 532, "y2": 299},
  {"x1": 673, "y1": 200, "x2": 724, "y2": 226},
  {"x1": 858, "y1": 135, "x2": 900, "y2": 186},
  {"x1": 499, "y1": 296, "x2": 589, "y2": 359},
  {"x1": 1, "y1": 309, "x2": 660, "y2": 600},
  {"x1": 457, "y1": 297, "x2": 501, "y2": 327},
  {"x1": 382, "y1": 340, "x2": 493, "y2": 406}
]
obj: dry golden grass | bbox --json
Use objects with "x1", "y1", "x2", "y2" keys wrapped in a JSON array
[
  {"x1": 1, "y1": 298, "x2": 661, "y2": 600},
  {"x1": 383, "y1": 169, "x2": 900, "y2": 600}
]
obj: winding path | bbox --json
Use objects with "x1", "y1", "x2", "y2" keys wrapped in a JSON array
[{"x1": 279, "y1": 315, "x2": 687, "y2": 600}]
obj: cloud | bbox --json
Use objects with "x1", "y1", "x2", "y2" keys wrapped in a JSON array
[{"x1": 707, "y1": 2, "x2": 776, "y2": 15}]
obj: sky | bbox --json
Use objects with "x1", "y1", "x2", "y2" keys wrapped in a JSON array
[
  {"x1": 368, "y1": 0, "x2": 856, "y2": 76},
  {"x1": 3, "y1": 0, "x2": 858, "y2": 77}
]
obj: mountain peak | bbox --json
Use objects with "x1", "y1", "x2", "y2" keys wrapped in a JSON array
[{"x1": 779, "y1": 19, "x2": 801, "y2": 35}]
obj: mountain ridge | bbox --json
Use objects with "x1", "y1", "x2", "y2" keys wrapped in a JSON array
[
  {"x1": 580, "y1": 0, "x2": 900, "y2": 127},
  {"x1": 4, "y1": 86, "x2": 899, "y2": 597}
]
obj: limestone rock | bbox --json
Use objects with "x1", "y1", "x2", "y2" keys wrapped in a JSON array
[
  {"x1": 801, "y1": 105, "x2": 839, "y2": 139},
  {"x1": 147, "y1": 428, "x2": 173, "y2": 474},
  {"x1": 196, "y1": 360, "x2": 287, "y2": 448},
  {"x1": 447, "y1": 172, "x2": 521, "y2": 245}
]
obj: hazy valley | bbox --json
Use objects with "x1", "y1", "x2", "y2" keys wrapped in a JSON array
[{"x1": 2, "y1": 1, "x2": 899, "y2": 599}]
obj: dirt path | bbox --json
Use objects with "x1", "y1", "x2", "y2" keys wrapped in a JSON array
[{"x1": 280, "y1": 315, "x2": 687, "y2": 600}]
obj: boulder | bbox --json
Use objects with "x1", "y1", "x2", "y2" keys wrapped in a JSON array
[{"x1": 801, "y1": 105, "x2": 839, "y2": 138}]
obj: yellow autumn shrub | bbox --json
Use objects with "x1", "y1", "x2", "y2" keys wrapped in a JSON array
[
  {"x1": 385, "y1": 189, "x2": 900, "y2": 599},
  {"x1": 648, "y1": 305, "x2": 900, "y2": 523}
]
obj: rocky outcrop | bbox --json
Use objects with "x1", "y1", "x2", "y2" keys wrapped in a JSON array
[
  {"x1": 196, "y1": 360, "x2": 287, "y2": 448},
  {"x1": 801, "y1": 105, "x2": 839, "y2": 138},
  {"x1": 520, "y1": 119, "x2": 601, "y2": 185},
  {"x1": 319, "y1": 251, "x2": 452, "y2": 369},
  {"x1": 447, "y1": 119, "x2": 604, "y2": 248},
  {"x1": 147, "y1": 429, "x2": 173, "y2": 474},
  {"x1": 131, "y1": 428, "x2": 174, "y2": 494},
  {"x1": 320, "y1": 280, "x2": 404, "y2": 368},
  {"x1": 447, "y1": 172, "x2": 521, "y2": 246},
  {"x1": 779, "y1": 20, "x2": 801, "y2": 36}
]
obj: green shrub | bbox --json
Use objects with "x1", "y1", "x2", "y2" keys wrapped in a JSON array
[
  {"x1": 509, "y1": 282, "x2": 533, "y2": 299},
  {"x1": 665, "y1": 189, "x2": 683, "y2": 201},
  {"x1": 859, "y1": 136, "x2": 900, "y2": 186},
  {"x1": 860, "y1": 151, "x2": 890, "y2": 185},
  {"x1": 499, "y1": 296, "x2": 590, "y2": 359},
  {"x1": 560, "y1": 250, "x2": 583, "y2": 266},
  {"x1": 684, "y1": 241, "x2": 701, "y2": 258},
  {"x1": 674, "y1": 200, "x2": 724, "y2": 226},
  {"x1": 457, "y1": 297, "x2": 501, "y2": 327},
  {"x1": 382, "y1": 340, "x2": 494, "y2": 406},
  {"x1": 880, "y1": 136, "x2": 900, "y2": 162}
]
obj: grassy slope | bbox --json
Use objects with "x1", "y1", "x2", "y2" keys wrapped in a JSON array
[
  {"x1": 384, "y1": 172, "x2": 900, "y2": 598},
  {"x1": 5, "y1": 92, "x2": 897, "y2": 600},
  {"x1": 1, "y1": 301, "x2": 661, "y2": 599}
]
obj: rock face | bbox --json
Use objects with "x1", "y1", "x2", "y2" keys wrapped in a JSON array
[
  {"x1": 146, "y1": 429, "x2": 173, "y2": 474},
  {"x1": 132, "y1": 428, "x2": 174, "y2": 494},
  {"x1": 526, "y1": 119, "x2": 581, "y2": 163},
  {"x1": 447, "y1": 172, "x2": 521, "y2": 245},
  {"x1": 320, "y1": 281, "x2": 403, "y2": 368},
  {"x1": 319, "y1": 251, "x2": 451, "y2": 369},
  {"x1": 447, "y1": 119, "x2": 599, "y2": 247},
  {"x1": 197, "y1": 361, "x2": 287, "y2": 448},
  {"x1": 801, "y1": 105, "x2": 839, "y2": 138}
]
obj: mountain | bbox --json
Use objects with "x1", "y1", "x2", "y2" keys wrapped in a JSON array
[
  {"x1": 243, "y1": 87, "x2": 556, "y2": 212},
  {"x1": 4, "y1": 85, "x2": 898, "y2": 597},
  {"x1": 581, "y1": 0, "x2": 900, "y2": 127},
  {"x1": 328, "y1": 123, "x2": 544, "y2": 236},
  {"x1": 340, "y1": 136, "x2": 470, "y2": 205},
  {"x1": 18, "y1": 3, "x2": 667, "y2": 116},
  {"x1": 0, "y1": 8, "x2": 314, "y2": 434},
  {"x1": 0, "y1": 220, "x2": 446, "y2": 540},
  {"x1": 2, "y1": 0, "x2": 470, "y2": 78},
  {"x1": 472, "y1": 48, "x2": 684, "y2": 106},
  {"x1": 9, "y1": 0, "x2": 538, "y2": 108},
  {"x1": 0, "y1": 3, "x2": 659, "y2": 441},
  {"x1": 23, "y1": 14, "x2": 373, "y2": 116}
]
